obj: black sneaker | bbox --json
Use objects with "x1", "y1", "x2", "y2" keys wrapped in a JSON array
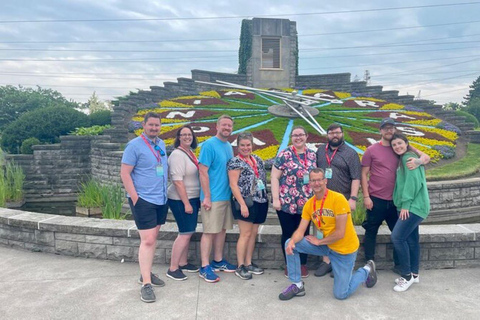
[
  {"x1": 235, "y1": 265, "x2": 252, "y2": 280},
  {"x1": 179, "y1": 263, "x2": 200, "y2": 273},
  {"x1": 279, "y1": 282, "x2": 305, "y2": 301},
  {"x1": 138, "y1": 273, "x2": 165, "y2": 287},
  {"x1": 166, "y1": 268, "x2": 187, "y2": 281},
  {"x1": 365, "y1": 260, "x2": 377, "y2": 288},
  {"x1": 314, "y1": 261, "x2": 332, "y2": 277},
  {"x1": 140, "y1": 284, "x2": 156, "y2": 303},
  {"x1": 246, "y1": 263, "x2": 264, "y2": 275}
]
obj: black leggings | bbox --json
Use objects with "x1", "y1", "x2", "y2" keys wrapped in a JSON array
[{"x1": 277, "y1": 210, "x2": 309, "y2": 265}]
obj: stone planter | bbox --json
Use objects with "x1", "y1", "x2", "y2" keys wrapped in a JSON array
[
  {"x1": 76, "y1": 206, "x2": 102, "y2": 217},
  {"x1": 6, "y1": 199, "x2": 26, "y2": 209}
]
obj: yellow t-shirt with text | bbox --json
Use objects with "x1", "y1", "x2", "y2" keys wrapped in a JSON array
[{"x1": 301, "y1": 190, "x2": 359, "y2": 255}]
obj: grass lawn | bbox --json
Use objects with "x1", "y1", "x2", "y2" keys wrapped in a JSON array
[{"x1": 426, "y1": 143, "x2": 480, "y2": 181}]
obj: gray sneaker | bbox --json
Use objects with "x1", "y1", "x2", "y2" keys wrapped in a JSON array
[
  {"x1": 140, "y1": 284, "x2": 156, "y2": 303},
  {"x1": 279, "y1": 282, "x2": 305, "y2": 301},
  {"x1": 365, "y1": 260, "x2": 377, "y2": 288},
  {"x1": 246, "y1": 263, "x2": 264, "y2": 275},
  {"x1": 138, "y1": 272, "x2": 166, "y2": 287},
  {"x1": 235, "y1": 265, "x2": 252, "y2": 280}
]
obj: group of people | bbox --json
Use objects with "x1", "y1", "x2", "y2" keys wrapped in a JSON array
[{"x1": 121, "y1": 112, "x2": 431, "y2": 303}]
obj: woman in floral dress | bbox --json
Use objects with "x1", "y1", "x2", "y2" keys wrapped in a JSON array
[{"x1": 271, "y1": 126, "x2": 316, "y2": 277}]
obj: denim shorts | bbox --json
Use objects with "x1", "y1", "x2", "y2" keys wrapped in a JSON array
[
  {"x1": 231, "y1": 200, "x2": 268, "y2": 224},
  {"x1": 168, "y1": 198, "x2": 200, "y2": 234},
  {"x1": 128, "y1": 197, "x2": 168, "y2": 230}
]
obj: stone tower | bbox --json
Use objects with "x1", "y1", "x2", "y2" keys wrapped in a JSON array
[{"x1": 238, "y1": 18, "x2": 298, "y2": 88}]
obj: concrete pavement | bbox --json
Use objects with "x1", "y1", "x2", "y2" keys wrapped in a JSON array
[{"x1": 1, "y1": 245, "x2": 479, "y2": 320}]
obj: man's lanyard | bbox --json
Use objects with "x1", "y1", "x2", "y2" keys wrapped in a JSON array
[
  {"x1": 292, "y1": 146, "x2": 308, "y2": 168},
  {"x1": 141, "y1": 134, "x2": 161, "y2": 163},
  {"x1": 313, "y1": 190, "x2": 329, "y2": 227},
  {"x1": 178, "y1": 146, "x2": 199, "y2": 170},
  {"x1": 325, "y1": 144, "x2": 338, "y2": 167},
  {"x1": 239, "y1": 154, "x2": 259, "y2": 178}
]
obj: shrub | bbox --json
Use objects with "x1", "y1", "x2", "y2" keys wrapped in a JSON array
[
  {"x1": 1, "y1": 106, "x2": 89, "y2": 153},
  {"x1": 89, "y1": 110, "x2": 111, "y2": 126},
  {"x1": 20, "y1": 137, "x2": 41, "y2": 154},
  {"x1": 99, "y1": 183, "x2": 126, "y2": 220},
  {"x1": 70, "y1": 125, "x2": 111, "y2": 136},
  {"x1": 77, "y1": 179, "x2": 103, "y2": 208},
  {"x1": 457, "y1": 108, "x2": 480, "y2": 128}
]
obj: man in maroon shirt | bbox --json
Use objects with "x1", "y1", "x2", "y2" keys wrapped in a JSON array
[{"x1": 361, "y1": 118, "x2": 430, "y2": 272}]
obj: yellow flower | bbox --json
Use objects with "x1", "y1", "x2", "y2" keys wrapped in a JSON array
[
  {"x1": 253, "y1": 145, "x2": 279, "y2": 160},
  {"x1": 402, "y1": 111, "x2": 433, "y2": 117},
  {"x1": 302, "y1": 89, "x2": 326, "y2": 95},
  {"x1": 136, "y1": 108, "x2": 168, "y2": 116},
  {"x1": 334, "y1": 91, "x2": 351, "y2": 99},
  {"x1": 410, "y1": 143, "x2": 442, "y2": 163},
  {"x1": 421, "y1": 127, "x2": 458, "y2": 141},
  {"x1": 379, "y1": 103, "x2": 404, "y2": 110},
  {"x1": 172, "y1": 95, "x2": 206, "y2": 100},
  {"x1": 160, "y1": 124, "x2": 183, "y2": 135},
  {"x1": 134, "y1": 128, "x2": 143, "y2": 136},
  {"x1": 356, "y1": 97, "x2": 386, "y2": 102},
  {"x1": 199, "y1": 91, "x2": 221, "y2": 99},
  {"x1": 159, "y1": 100, "x2": 191, "y2": 108},
  {"x1": 405, "y1": 119, "x2": 442, "y2": 126},
  {"x1": 409, "y1": 137, "x2": 455, "y2": 148}
]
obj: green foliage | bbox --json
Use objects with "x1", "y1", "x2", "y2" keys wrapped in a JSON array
[
  {"x1": 0, "y1": 169, "x2": 6, "y2": 207},
  {"x1": 1, "y1": 106, "x2": 89, "y2": 153},
  {"x1": 351, "y1": 194, "x2": 366, "y2": 226},
  {"x1": 427, "y1": 143, "x2": 480, "y2": 181},
  {"x1": 455, "y1": 110, "x2": 479, "y2": 128},
  {"x1": 5, "y1": 162, "x2": 25, "y2": 202},
  {"x1": 464, "y1": 75, "x2": 480, "y2": 105},
  {"x1": 443, "y1": 102, "x2": 462, "y2": 111},
  {"x1": 70, "y1": 125, "x2": 111, "y2": 136},
  {"x1": 89, "y1": 110, "x2": 112, "y2": 126},
  {"x1": 99, "y1": 183, "x2": 126, "y2": 220},
  {"x1": 0, "y1": 85, "x2": 80, "y2": 131},
  {"x1": 20, "y1": 137, "x2": 41, "y2": 154},
  {"x1": 238, "y1": 19, "x2": 252, "y2": 75},
  {"x1": 87, "y1": 91, "x2": 108, "y2": 114},
  {"x1": 465, "y1": 97, "x2": 480, "y2": 123},
  {"x1": 77, "y1": 180, "x2": 103, "y2": 208}
]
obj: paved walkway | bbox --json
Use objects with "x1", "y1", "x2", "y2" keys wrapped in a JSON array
[{"x1": 1, "y1": 245, "x2": 479, "y2": 320}]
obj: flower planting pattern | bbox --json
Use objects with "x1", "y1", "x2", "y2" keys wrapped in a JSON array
[{"x1": 127, "y1": 89, "x2": 461, "y2": 163}]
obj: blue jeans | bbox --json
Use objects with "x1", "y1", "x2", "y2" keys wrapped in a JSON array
[
  {"x1": 391, "y1": 212, "x2": 423, "y2": 276},
  {"x1": 285, "y1": 238, "x2": 368, "y2": 300}
]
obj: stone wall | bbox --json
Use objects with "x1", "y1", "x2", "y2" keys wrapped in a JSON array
[{"x1": 1, "y1": 208, "x2": 479, "y2": 270}]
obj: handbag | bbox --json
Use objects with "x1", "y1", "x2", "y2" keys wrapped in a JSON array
[{"x1": 233, "y1": 195, "x2": 254, "y2": 211}]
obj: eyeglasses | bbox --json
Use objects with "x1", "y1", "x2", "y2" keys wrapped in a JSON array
[
  {"x1": 179, "y1": 133, "x2": 193, "y2": 137},
  {"x1": 291, "y1": 133, "x2": 306, "y2": 138},
  {"x1": 327, "y1": 131, "x2": 343, "y2": 136}
]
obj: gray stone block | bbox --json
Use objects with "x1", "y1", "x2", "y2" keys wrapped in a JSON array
[
  {"x1": 78, "y1": 243, "x2": 107, "y2": 259},
  {"x1": 153, "y1": 249, "x2": 166, "y2": 264},
  {"x1": 422, "y1": 260, "x2": 454, "y2": 269},
  {"x1": 34, "y1": 230, "x2": 55, "y2": 246},
  {"x1": 113, "y1": 237, "x2": 140, "y2": 246},
  {"x1": 0, "y1": 227, "x2": 35, "y2": 242},
  {"x1": 8, "y1": 239, "x2": 25, "y2": 249},
  {"x1": 85, "y1": 235, "x2": 113, "y2": 245},
  {"x1": 429, "y1": 247, "x2": 475, "y2": 260},
  {"x1": 55, "y1": 233, "x2": 86, "y2": 242},
  {"x1": 107, "y1": 245, "x2": 135, "y2": 261},
  {"x1": 25, "y1": 242, "x2": 56, "y2": 254},
  {"x1": 155, "y1": 240, "x2": 174, "y2": 249},
  {"x1": 259, "y1": 248, "x2": 275, "y2": 260},
  {"x1": 55, "y1": 240, "x2": 79, "y2": 256},
  {"x1": 454, "y1": 260, "x2": 480, "y2": 268}
]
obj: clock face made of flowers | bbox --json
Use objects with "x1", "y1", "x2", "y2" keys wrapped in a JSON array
[{"x1": 128, "y1": 89, "x2": 459, "y2": 163}]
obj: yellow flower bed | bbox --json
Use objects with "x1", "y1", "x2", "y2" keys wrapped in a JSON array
[
  {"x1": 199, "y1": 91, "x2": 221, "y2": 99},
  {"x1": 172, "y1": 95, "x2": 206, "y2": 100},
  {"x1": 163, "y1": 138, "x2": 175, "y2": 146},
  {"x1": 409, "y1": 137, "x2": 455, "y2": 147},
  {"x1": 136, "y1": 108, "x2": 168, "y2": 116},
  {"x1": 379, "y1": 103, "x2": 404, "y2": 110},
  {"x1": 334, "y1": 91, "x2": 351, "y2": 99},
  {"x1": 410, "y1": 143, "x2": 442, "y2": 163},
  {"x1": 280, "y1": 88, "x2": 295, "y2": 93},
  {"x1": 405, "y1": 119, "x2": 442, "y2": 126},
  {"x1": 253, "y1": 145, "x2": 279, "y2": 160},
  {"x1": 421, "y1": 127, "x2": 458, "y2": 141},
  {"x1": 159, "y1": 100, "x2": 191, "y2": 108},
  {"x1": 402, "y1": 111, "x2": 433, "y2": 117},
  {"x1": 160, "y1": 124, "x2": 183, "y2": 135},
  {"x1": 302, "y1": 89, "x2": 326, "y2": 95},
  {"x1": 132, "y1": 116, "x2": 144, "y2": 122},
  {"x1": 220, "y1": 89, "x2": 251, "y2": 93},
  {"x1": 134, "y1": 128, "x2": 143, "y2": 136},
  {"x1": 356, "y1": 97, "x2": 386, "y2": 102}
]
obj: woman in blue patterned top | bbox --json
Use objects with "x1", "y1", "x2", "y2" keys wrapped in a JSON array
[
  {"x1": 271, "y1": 126, "x2": 317, "y2": 278},
  {"x1": 228, "y1": 132, "x2": 268, "y2": 280}
]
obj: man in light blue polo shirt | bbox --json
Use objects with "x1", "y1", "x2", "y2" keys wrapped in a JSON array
[
  {"x1": 121, "y1": 112, "x2": 168, "y2": 303},
  {"x1": 198, "y1": 115, "x2": 236, "y2": 282}
]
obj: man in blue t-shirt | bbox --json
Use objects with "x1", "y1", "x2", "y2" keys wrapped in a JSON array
[
  {"x1": 121, "y1": 112, "x2": 168, "y2": 303},
  {"x1": 198, "y1": 115, "x2": 236, "y2": 283}
]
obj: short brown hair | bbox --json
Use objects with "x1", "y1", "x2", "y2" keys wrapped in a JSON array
[{"x1": 143, "y1": 112, "x2": 161, "y2": 123}]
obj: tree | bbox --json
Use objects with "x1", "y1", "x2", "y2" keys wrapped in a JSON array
[
  {"x1": 466, "y1": 97, "x2": 480, "y2": 122},
  {"x1": 0, "y1": 85, "x2": 80, "y2": 131},
  {"x1": 1, "y1": 106, "x2": 89, "y2": 153},
  {"x1": 88, "y1": 91, "x2": 108, "y2": 114},
  {"x1": 464, "y1": 75, "x2": 480, "y2": 106},
  {"x1": 443, "y1": 102, "x2": 463, "y2": 111}
]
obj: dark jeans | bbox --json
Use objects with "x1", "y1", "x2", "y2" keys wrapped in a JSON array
[
  {"x1": 362, "y1": 196, "x2": 399, "y2": 265},
  {"x1": 391, "y1": 212, "x2": 423, "y2": 276},
  {"x1": 277, "y1": 210, "x2": 309, "y2": 265}
]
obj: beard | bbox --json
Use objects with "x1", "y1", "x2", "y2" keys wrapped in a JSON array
[{"x1": 329, "y1": 137, "x2": 344, "y2": 147}]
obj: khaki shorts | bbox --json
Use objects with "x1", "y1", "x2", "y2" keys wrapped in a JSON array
[{"x1": 201, "y1": 200, "x2": 233, "y2": 234}]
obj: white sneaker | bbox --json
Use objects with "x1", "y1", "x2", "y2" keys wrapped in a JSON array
[
  {"x1": 393, "y1": 276, "x2": 415, "y2": 292},
  {"x1": 395, "y1": 275, "x2": 419, "y2": 284}
]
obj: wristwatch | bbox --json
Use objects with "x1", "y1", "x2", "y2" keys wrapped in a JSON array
[{"x1": 350, "y1": 196, "x2": 358, "y2": 201}]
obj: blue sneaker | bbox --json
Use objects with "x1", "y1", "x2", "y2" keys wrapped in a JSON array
[
  {"x1": 199, "y1": 265, "x2": 220, "y2": 283},
  {"x1": 210, "y1": 259, "x2": 236, "y2": 273}
]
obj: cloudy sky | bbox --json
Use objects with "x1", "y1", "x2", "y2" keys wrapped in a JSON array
[{"x1": 1, "y1": 0, "x2": 479, "y2": 105}]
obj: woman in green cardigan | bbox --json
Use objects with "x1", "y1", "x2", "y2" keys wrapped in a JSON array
[{"x1": 390, "y1": 133, "x2": 430, "y2": 292}]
